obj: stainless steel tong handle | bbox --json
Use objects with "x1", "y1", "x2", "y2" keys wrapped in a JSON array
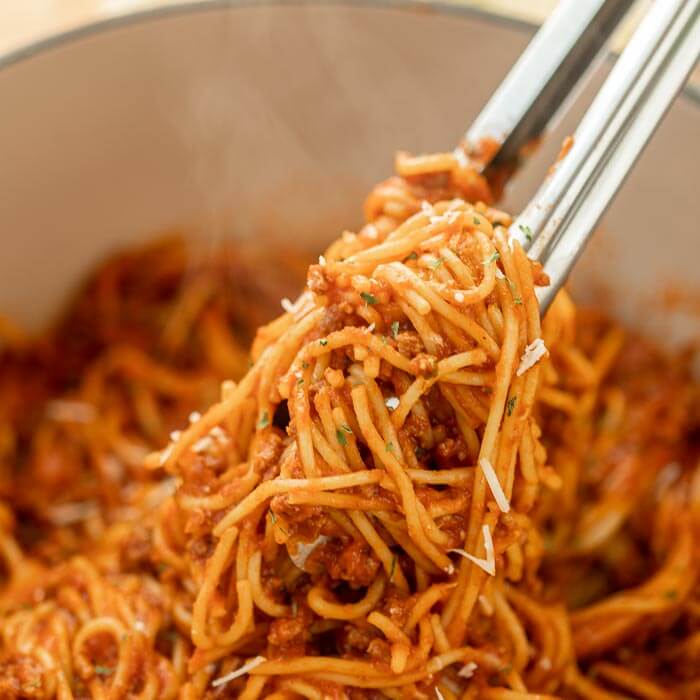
[
  {"x1": 464, "y1": 0, "x2": 636, "y2": 172},
  {"x1": 510, "y1": 0, "x2": 700, "y2": 312}
]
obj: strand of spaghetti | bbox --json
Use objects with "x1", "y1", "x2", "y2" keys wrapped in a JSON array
[
  {"x1": 149, "y1": 363, "x2": 261, "y2": 471},
  {"x1": 404, "y1": 583, "x2": 456, "y2": 633},
  {"x1": 292, "y1": 367, "x2": 318, "y2": 478},
  {"x1": 439, "y1": 238, "x2": 497, "y2": 305},
  {"x1": 191, "y1": 527, "x2": 239, "y2": 648},
  {"x1": 212, "y1": 471, "x2": 383, "y2": 535},
  {"x1": 281, "y1": 679, "x2": 323, "y2": 699},
  {"x1": 307, "y1": 576, "x2": 386, "y2": 621},
  {"x1": 248, "y1": 551, "x2": 290, "y2": 618},
  {"x1": 590, "y1": 662, "x2": 673, "y2": 700},
  {"x1": 210, "y1": 581, "x2": 254, "y2": 648},
  {"x1": 363, "y1": 377, "x2": 449, "y2": 549},
  {"x1": 257, "y1": 307, "x2": 324, "y2": 421},
  {"x1": 406, "y1": 468, "x2": 474, "y2": 484},
  {"x1": 310, "y1": 671, "x2": 429, "y2": 688},
  {"x1": 313, "y1": 390, "x2": 346, "y2": 462},
  {"x1": 176, "y1": 470, "x2": 259, "y2": 512},
  {"x1": 493, "y1": 586, "x2": 530, "y2": 672},
  {"x1": 466, "y1": 281, "x2": 521, "y2": 547},
  {"x1": 286, "y1": 492, "x2": 395, "y2": 511},
  {"x1": 346, "y1": 509, "x2": 409, "y2": 591},
  {"x1": 310, "y1": 424, "x2": 350, "y2": 474},
  {"x1": 395, "y1": 151, "x2": 457, "y2": 176},
  {"x1": 237, "y1": 675, "x2": 269, "y2": 700},
  {"x1": 398, "y1": 299, "x2": 442, "y2": 351},
  {"x1": 368, "y1": 612, "x2": 412, "y2": 647},
  {"x1": 443, "y1": 286, "x2": 521, "y2": 637},
  {"x1": 351, "y1": 385, "x2": 452, "y2": 572},
  {"x1": 330, "y1": 210, "x2": 454, "y2": 268},
  {"x1": 441, "y1": 371, "x2": 494, "y2": 386},
  {"x1": 304, "y1": 328, "x2": 414, "y2": 374},
  {"x1": 480, "y1": 690, "x2": 560, "y2": 700},
  {"x1": 374, "y1": 512, "x2": 441, "y2": 576},
  {"x1": 376, "y1": 262, "x2": 500, "y2": 358}
]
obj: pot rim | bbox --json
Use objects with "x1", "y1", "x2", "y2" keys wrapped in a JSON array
[{"x1": 1, "y1": 0, "x2": 696, "y2": 103}]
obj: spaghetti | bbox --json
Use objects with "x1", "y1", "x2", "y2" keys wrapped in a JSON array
[{"x1": 0, "y1": 153, "x2": 697, "y2": 699}]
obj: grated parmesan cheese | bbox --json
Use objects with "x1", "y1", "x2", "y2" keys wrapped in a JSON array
[
  {"x1": 516, "y1": 338, "x2": 548, "y2": 376},
  {"x1": 495, "y1": 268, "x2": 506, "y2": 280},
  {"x1": 210, "y1": 426, "x2": 227, "y2": 440},
  {"x1": 281, "y1": 298, "x2": 295, "y2": 313},
  {"x1": 318, "y1": 255, "x2": 326, "y2": 266},
  {"x1": 449, "y1": 524, "x2": 496, "y2": 576},
  {"x1": 158, "y1": 444, "x2": 173, "y2": 467},
  {"x1": 169, "y1": 430, "x2": 181, "y2": 442},
  {"x1": 193, "y1": 436, "x2": 214, "y2": 454},
  {"x1": 211, "y1": 656, "x2": 267, "y2": 688},
  {"x1": 365, "y1": 224, "x2": 379, "y2": 240},
  {"x1": 385, "y1": 396, "x2": 399, "y2": 411},
  {"x1": 435, "y1": 688, "x2": 445, "y2": 700},
  {"x1": 458, "y1": 662, "x2": 478, "y2": 679},
  {"x1": 454, "y1": 292, "x2": 465, "y2": 303},
  {"x1": 189, "y1": 411, "x2": 202, "y2": 423},
  {"x1": 366, "y1": 323, "x2": 376, "y2": 333},
  {"x1": 453, "y1": 147, "x2": 469, "y2": 169},
  {"x1": 288, "y1": 535, "x2": 331, "y2": 570},
  {"x1": 479, "y1": 458, "x2": 510, "y2": 513}
]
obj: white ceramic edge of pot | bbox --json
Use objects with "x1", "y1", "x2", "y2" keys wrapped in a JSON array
[
  {"x1": 1, "y1": 0, "x2": 698, "y2": 102},
  {"x1": 0, "y1": 1, "x2": 526, "y2": 68}
]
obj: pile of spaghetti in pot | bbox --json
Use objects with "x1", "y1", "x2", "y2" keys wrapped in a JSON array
[{"x1": 0, "y1": 154, "x2": 698, "y2": 700}]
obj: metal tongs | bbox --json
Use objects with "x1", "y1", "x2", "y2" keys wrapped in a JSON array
[{"x1": 464, "y1": 0, "x2": 700, "y2": 312}]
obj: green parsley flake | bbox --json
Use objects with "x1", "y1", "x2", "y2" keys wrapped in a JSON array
[
  {"x1": 336, "y1": 429, "x2": 348, "y2": 446},
  {"x1": 518, "y1": 223, "x2": 533, "y2": 242},
  {"x1": 391, "y1": 321, "x2": 400, "y2": 339},
  {"x1": 404, "y1": 251, "x2": 418, "y2": 262},
  {"x1": 341, "y1": 424, "x2": 352, "y2": 433},
  {"x1": 360, "y1": 292, "x2": 378, "y2": 305},
  {"x1": 270, "y1": 511, "x2": 288, "y2": 535},
  {"x1": 258, "y1": 411, "x2": 270, "y2": 429},
  {"x1": 94, "y1": 666, "x2": 113, "y2": 676},
  {"x1": 473, "y1": 216, "x2": 481, "y2": 225},
  {"x1": 514, "y1": 297, "x2": 523, "y2": 305},
  {"x1": 484, "y1": 251, "x2": 500, "y2": 265},
  {"x1": 386, "y1": 441, "x2": 394, "y2": 453},
  {"x1": 506, "y1": 395, "x2": 517, "y2": 417},
  {"x1": 319, "y1": 339, "x2": 328, "y2": 346},
  {"x1": 389, "y1": 554, "x2": 397, "y2": 581},
  {"x1": 431, "y1": 257, "x2": 443, "y2": 269}
]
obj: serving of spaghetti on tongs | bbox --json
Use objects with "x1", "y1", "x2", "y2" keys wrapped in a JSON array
[{"x1": 461, "y1": 0, "x2": 700, "y2": 311}]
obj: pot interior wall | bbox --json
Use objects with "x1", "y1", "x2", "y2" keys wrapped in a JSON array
[{"x1": 0, "y1": 3, "x2": 697, "y2": 342}]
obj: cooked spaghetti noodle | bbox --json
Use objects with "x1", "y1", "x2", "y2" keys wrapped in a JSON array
[{"x1": 0, "y1": 153, "x2": 697, "y2": 699}]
